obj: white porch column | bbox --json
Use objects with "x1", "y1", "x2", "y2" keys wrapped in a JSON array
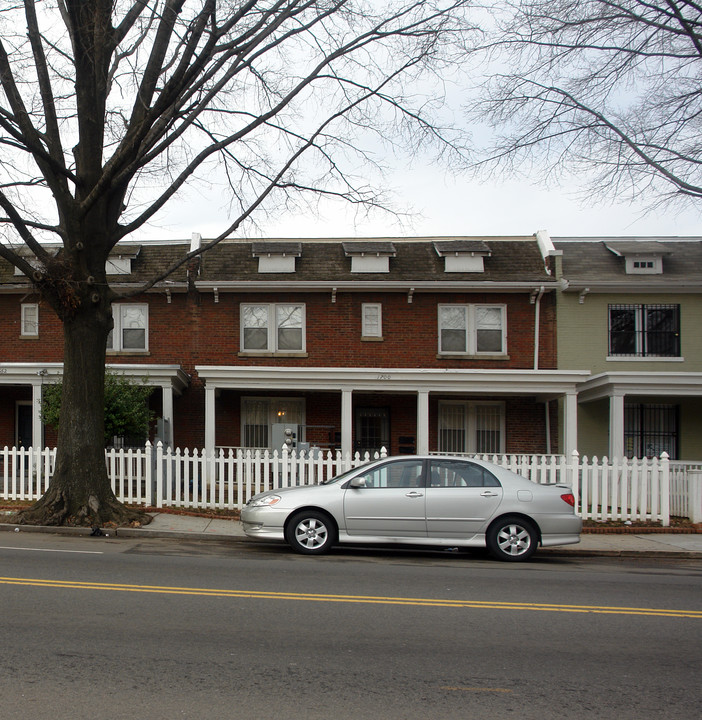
[
  {"x1": 417, "y1": 390, "x2": 429, "y2": 455},
  {"x1": 204, "y1": 384, "x2": 216, "y2": 455},
  {"x1": 32, "y1": 382, "x2": 43, "y2": 449},
  {"x1": 341, "y1": 389, "x2": 353, "y2": 457},
  {"x1": 563, "y1": 392, "x2": 578, "y2": 457},
  {"x1": 161, "y1": 384, "x2": 174, "y2": 448},
  {"x1": 609, "y1": 393, "x2": 625, "y2": 459}
]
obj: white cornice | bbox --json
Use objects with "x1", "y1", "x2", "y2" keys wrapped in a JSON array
[
  {"x1": 578, "y1": 371, "x2": 702, "y2": 402},
  {"x1": 194, "y1": 280, "x2": 560, "y2": 294},
  {"x1": 0, "y1": 362, "x2": 190, "y2": 393},
  {"x1": 196, "y1": 366, "x2": 590, "y2": 395}
]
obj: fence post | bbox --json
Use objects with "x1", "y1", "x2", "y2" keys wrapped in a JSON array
[
  {"x1": 144, "y1": 442, "x2": 153, "y2": 506},
  {"x1": 155, "y1": 441, "x2": 164, "y2": 508},
  {"x1": 569, "y1": 450, "x2": 580, "y2": 516},
  {"x1": 660, "y1": 452, "x2": 670, "y2": 526},
  {"x1": 688, "y1": 470, "x2": 702, "y2": 523}
]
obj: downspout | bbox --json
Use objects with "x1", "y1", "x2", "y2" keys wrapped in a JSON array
[
  {"x1": 532, "y1": 284, "x2": 547, "y2": 452},
  {"x1": 532, "y1": 285, "x2": 545, "y2": 370}
]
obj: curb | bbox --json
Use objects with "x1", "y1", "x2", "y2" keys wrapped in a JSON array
[{"x1": 2, "y1": 522, "x2": 701, "y2": 559}]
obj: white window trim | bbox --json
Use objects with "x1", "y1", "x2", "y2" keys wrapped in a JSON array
[
  {"x1": 240, "y1": 303, "x2": 306, "y2": 354},
  {"x1": 438, "y1": 400, "x2": 506, "y2": 454},
  {"x1": 108, "y1": 303, "x2": 149, "y2": 352},
  {"x1": 21, "y1": 303, "x2": 39, "y2": 337},
  {"x1": 361, "y1": 303, "x2": 383, "y2": 339},
  {"x1": 438, "y1": 304, "x2": 507, "y2": 356}
]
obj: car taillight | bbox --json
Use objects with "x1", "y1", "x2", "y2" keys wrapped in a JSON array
[{"x1": 560, "y1": 493, "x2": 576, "y2": 507}]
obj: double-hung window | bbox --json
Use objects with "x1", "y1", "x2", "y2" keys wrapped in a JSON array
[
  {"x1": 608, "y1": 304, "x2": 680, "y2": 357},
  {"x1": 361, "y1": 303, "x2": 382, "y2": 338},
  {"x1": 108, "y1": 304, "x2": 148, "y2": 351},
  {"x1": 438, "y1": 304, "x2": 506, "y2": 355},
  {"x1": 21, "y1": 303, "x2": 39, "y2": 337},
  {"x1": 438, "y1": 401, "x2": 505, "y2": 454},
  {"x1": 241, "y1": 303, "x2": 305, "y2": 353}
]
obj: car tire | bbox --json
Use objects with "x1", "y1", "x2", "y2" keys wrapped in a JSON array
[
  {"x1": 285, "y1": 510, "x2": 337, "y2": 555},
  {"x1": 486, "y1": 516, "x2": 538, "y2": 562}
]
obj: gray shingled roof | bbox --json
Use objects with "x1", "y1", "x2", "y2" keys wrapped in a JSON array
[
  {"x1": 198, "y1": 238, "x2": 551, "y2": 283},
  {"x1": 0, "y1": 237, "x2": 554, "y2": 289},
  {"x1": 554, "y1": 238, "x2": 702, "y2": 286}
]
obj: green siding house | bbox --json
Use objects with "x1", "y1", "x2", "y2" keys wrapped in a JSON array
[{"x1": 551, "y1": 236, "x2": 702, "y2": 461}]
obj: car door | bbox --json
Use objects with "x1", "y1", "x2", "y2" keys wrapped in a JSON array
[
  {"x1": 343, "y1": 459, "x2": 427, "y2": 537},
  {"x1": 425, "y1": 459, "x2": 503, "y2": 538}
]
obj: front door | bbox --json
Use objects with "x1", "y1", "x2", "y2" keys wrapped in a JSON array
[
  {"x1": 16, "y1": 403, "x2": 33, "y2": 448},
  {"x1": 355, "y1": 406, "x2": 389, "y2": 456},
  {"x1": 343, "y1": 458, "x2": 426, "y2": 537}
]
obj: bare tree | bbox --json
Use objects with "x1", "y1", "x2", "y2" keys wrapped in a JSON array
[
  {"x1": 469, "y1": 0, "x2": 702, "y2": 208},
  {"x1": 0, "y1": 0, "x2": 474, "y2": 527}
]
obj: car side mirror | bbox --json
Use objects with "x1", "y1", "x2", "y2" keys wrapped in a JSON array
[{"x1": 349, "y1": 477, "x2": 367, "y2": 488}]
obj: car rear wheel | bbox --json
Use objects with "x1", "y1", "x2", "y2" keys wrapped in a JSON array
[
  {"x1": 487, "y1": 516, "x2": 538, "y2": 562},
  {"x1": 285, "y1": 510, "x2": 337, "y2": 555}
]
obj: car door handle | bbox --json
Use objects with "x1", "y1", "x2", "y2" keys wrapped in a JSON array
[
  {"x1": 405, "y1": 491, "x2": 424, "y2": 498},
  {"x1": 480, "y1": 491, "x2": 499, "y2": 497}
]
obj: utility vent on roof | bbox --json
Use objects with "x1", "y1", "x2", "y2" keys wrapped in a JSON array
[
  {"x1": 251, "y1": 242, "x2": 302, "y2": 273},
  {"x1": 604, "y1": 240, "x2": 670, "y2": 275},
  {"x1": 342, "y1": 241, "x2": 396, "y2": 273},
  {"x1": 433, "y1": 240, "x2": 491, "y2": 272},
  {"x1": 106, "y1": 246, "x2": 141, "y2": 275}
]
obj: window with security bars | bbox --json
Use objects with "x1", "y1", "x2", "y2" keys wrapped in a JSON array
[
  {"x1": 608, "y1": 304, "x2": 680, "y2": 357},
  {"x1": 624, "y1": 403, "x2": 678, "y2": 459},
  {"x1": 438, "y1": 402, "x2": 504, "y2": 454}
]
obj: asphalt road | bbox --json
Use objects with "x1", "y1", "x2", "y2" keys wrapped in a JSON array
[{"x1": 1, "y1": 532, "x2": 701, "y2": 720}]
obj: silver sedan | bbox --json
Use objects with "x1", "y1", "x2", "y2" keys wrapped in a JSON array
[{"x1": 241, "y1": 455, "x2": 582, "y2": 561}]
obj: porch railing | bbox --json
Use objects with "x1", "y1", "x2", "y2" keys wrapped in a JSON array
[{"x1": 1, "y1": 444, "x2": 701, "y2": 525}]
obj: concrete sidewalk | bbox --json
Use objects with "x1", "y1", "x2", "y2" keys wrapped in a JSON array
[{"x1": 2, "y1": 511, "x2": 701, "y2": 558}]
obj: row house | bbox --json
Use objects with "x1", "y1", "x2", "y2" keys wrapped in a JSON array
[
  {"x1": 553, "y1": 237, "x2": 702, "y2": 461},
  {"x1": 0, "y1": 234, "x2": 588, "y2": 458}
]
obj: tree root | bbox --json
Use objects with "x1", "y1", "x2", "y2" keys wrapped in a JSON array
[{"x1": 11, "y1": 486, "x2": 151, "y2": 528}]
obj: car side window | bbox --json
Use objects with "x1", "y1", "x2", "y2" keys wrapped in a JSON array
[
  {"x1": 429, "y1": 460, "x2": 501, "y2": 488},
  {"x1": 357, "y1": 460, "x2": 424, "y2": 488}
]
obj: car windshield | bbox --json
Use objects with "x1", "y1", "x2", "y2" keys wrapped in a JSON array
[{"x1": 320, "y1": 462, "x2": 374, "y2": 485}]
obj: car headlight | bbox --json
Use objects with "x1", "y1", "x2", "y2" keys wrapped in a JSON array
[{"x1": 248, "y1": 494, "x2": 282, "y2": 507}]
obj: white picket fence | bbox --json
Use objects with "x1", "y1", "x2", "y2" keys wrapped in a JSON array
[{"x1": 2, "y1": 444, "x2": 701, "y2": 525}]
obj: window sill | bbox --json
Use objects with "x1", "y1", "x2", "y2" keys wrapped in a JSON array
[
  {"x1": 20, "y1": 335, "x2": 40, "y2": 340},
  {"x1": 361, "y1": 336, "x2": 384, "y2": 342},
  {"x1": 238, "y1": 351, "x2": 309, "y2": 358},
  {"x1": 437, "y1": 353, "x2": 510, "y2": 360},
  {"x1": 606, "y1": 356, "x2": 684, "y2": 362},
  {"x1": 107, "y1": 350, "x2": 151, "y2": 356}
]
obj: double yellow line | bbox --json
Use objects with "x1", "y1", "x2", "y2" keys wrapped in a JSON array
[{"x1": 1, "y1": 576, "x2": 700, "y2": 618}]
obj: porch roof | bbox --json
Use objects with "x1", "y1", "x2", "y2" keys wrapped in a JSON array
[{"x1": 196, "y1": 366, "x2": 590, "y2": 397}]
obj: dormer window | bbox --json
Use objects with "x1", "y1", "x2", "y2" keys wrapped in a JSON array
[
  {"x1": 604, "y1": 241, "x2": 669, "y2": 275},
  {"x1": 627, "y1": 256, "x2": 663, "y2": 274},
  {"x1": 251, "y1": 242, "x2": 301, "y2": 273},
  {"x1": 106, "y1": 246, "x2": 141, "y2": 275},
  {"x1": 342, "y1": 241, "x2": 396, "y2": 273},
  {"x1": 433, "y1": 240, "x2": 491, "y2": 273}
]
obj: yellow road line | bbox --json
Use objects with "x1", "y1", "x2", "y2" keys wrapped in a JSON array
[{"x1": 1, "y1": 576, "x2": 700, "y2": 618}]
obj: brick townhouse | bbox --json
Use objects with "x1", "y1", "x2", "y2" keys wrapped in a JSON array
[{"x1": 0, "y1": 233, "x2": 588, "y2": 457}]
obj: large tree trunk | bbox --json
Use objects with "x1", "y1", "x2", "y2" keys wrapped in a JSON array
[{"x1": 14, "y1": 299, "x2": 149, "y2": 528}]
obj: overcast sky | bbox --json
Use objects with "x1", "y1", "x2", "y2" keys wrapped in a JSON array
[{"x1": 145, "y1": 162, "x2": 701, "y2": 242}]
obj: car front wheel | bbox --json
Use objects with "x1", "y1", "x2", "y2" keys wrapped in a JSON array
[
  {"x1": 285, "y1": 510, "x2": 337, "y2": 555},
  {"x1": 486, "y1": 516, "x2": 538, "y2": 562}
]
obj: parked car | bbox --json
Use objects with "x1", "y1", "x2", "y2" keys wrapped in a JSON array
[{"x1": 241, "y1": 455, "x2": 582, "y2": 561}]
